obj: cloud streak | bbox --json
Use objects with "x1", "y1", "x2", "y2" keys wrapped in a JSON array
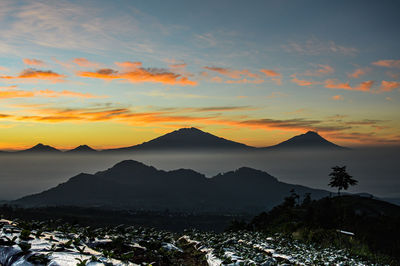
[
  {"x1": 380, "y1": 81, "x2": 400, "y2": 92},
  {"x1": 302, "y1": 64, "x2": 334, "y2": 76},
  {"x1": 372, "y1": 59, "x2": 400, "y2": 69},
  {"x1": 0, "y1": 68, "x2": 65, "y2": 82},
  {"x1": 0, "y1": 86, "x2": 104, "y2": 99},
  {"x1": 23, "y1": 58, "x2": 45, "y2": 66},
  {"x1": 347, "y1": 67, "x2": 370, "y2": 78},
  {"x1": 77, "y1": 61, "x2": 197, "y2": 86},
  {"x1": 324, "y1": 79, "x2": 374, "y2": 92},
  {"x1": 73, "y1": 58, "x2": 100, "y2": 68}
]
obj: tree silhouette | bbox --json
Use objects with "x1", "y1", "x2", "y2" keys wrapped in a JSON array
[{"x1": 328, "y1": 166, "x2": 358, "y2": 196}]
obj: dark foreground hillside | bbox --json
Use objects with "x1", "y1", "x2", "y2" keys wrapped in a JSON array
[
  {"x1": 232, "y1": 195, "x2": 400, "y2": 264},
  {"x1": 1, "y1": 195, "x2": 397, "y2": 265}
]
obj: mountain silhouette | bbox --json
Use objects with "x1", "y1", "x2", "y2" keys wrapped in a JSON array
[
  {"x1": 15, "y1": 160, "x2": 330, "y2": 213},
  {"x1": 19, "y1": 143, "x2": 61, "y2": 153},
  {"x1": 9, "y1": 128, "x2": 345, "y2": 153},
  {"x1": 265, "y1": 131, "x2": 345, "y2": 150},
  {"x1": 105, "y1": 127, "x2": 254, "y2": 152},
  {"x1": 66, "y1": 145, "x2": 97, "y2": 153}
]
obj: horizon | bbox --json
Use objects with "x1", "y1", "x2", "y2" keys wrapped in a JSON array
[
  {"x1": 0, "y1": 1, "x2": 399, "y2": 149},
  {"x1": 0, "y1": 127, "x2": 393, "y2": 151}
]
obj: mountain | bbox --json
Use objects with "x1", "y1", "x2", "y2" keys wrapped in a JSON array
[
  {"x1": 264, "y1": 131, "x2": 345, "y2": 150},
  {"x1": 19, "y1": 143, "x2": 61, "y2": 153},
  {"x1": 105, "y1": 127, "x2": 254, "y2": 152},
  {"x1": 66, "y1": 145, "x2": 97, "y2": 153},
  {"x1": 15, "y1": 160, "x2": 331, "y2": 213}
]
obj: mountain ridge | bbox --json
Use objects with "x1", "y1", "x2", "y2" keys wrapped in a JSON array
[
  {"x1": 2, "y1": 128, "x2": 346, "y2": 153},
  {"x1": 14, "y1": 159, "x2": 331, "y2": 213}
]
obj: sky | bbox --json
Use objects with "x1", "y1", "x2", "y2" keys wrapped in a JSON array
[{"x1": 0, "y1": 0, "x2": 399, "y2": 150}]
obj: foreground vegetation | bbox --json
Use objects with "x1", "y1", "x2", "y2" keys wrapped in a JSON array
[
  {"x1": 1, "y1": 217, "x2": 377, "y2": 265},
  {"x1": 1, "y1": 195, "x2": 399, "y2": 265},
  {"x1": 229, "y1": 194, "x2": 400, "y2": 265}
]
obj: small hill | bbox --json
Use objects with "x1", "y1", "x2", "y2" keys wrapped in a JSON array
[
  {"x1": 19, "y1": 143, "x2": 61, "y2": 153},
  {"x1": 14, "y1": 160, "x2": 330, "y2": 213},
  {"x1": 66, "y1": 145, "x2": 97, "y2": 153},
  {"x1": 249, "y1": 195, "x2": 400, "y2": 262},
  {"x1": 265, "y1": 131, "x2": 345, "y2": 150},
  {"x1": 104, "y1": 127, "x2": 253, "y2": 152}
]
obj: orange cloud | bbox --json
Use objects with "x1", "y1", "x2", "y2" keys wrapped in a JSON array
[
  {"x1": 6, "y1": 104, "x2": 351, "y2": 135},
  {"x1": 303, "y1": 64, "x2": 334, "y2": 76},
  {"x1": 23, "y1": 58, "x2": 46, "y2": 67},
  {"x1": 36, "y1": 89, "x2": 106, "y2": 98},
  {"x1": 332, "y1": 95, "x2": 343, "y2": 100},
  {"x1": 260, "y1": 69, "x2": 281, "y2": 77},
  {"x1": 380, "y1": 81, "x2": 400, "y2": 92},
  {"x1": 73, "y1": 58, "x2": 100, "y2": 68},
  {"x1": 0, "y1": 69, "x2": 65, "y2": 82},
  {"x1": 115, "y1": 61, "x2": 142, "y2": 70},
  {"x1": 203, "y1": 66, "x2": 259, "y2": 79},
  {"x1": 0, "y1": 86, "x2": 104, "y2": 99},
  {"x1": 203, "y1": 66, "x2": 267, "y2": 84},
  {"x1": 347, "y1": 67, "x2": 370, "y2": 78},
  {"x1": 225, "y1": 78, "x2": 264, "y2": 84},
  {"x1": 78, "y1": 62, "x2": 197, "y2": 86},
  {"x1": 0, "y1": 89, "x2": 35, "y2": 99},
  {"x1": 372, "y1": 59, "x2": 400, "y2": 69},
  {"x1": 290, "y1": 74, "x2": 317, "y2": 86},
  {"x1": 169, "y1": 63, "x2": 187, "y2": 68},
  {"x1": 324, "y1": 79, "x2": 374, "y2": 92}
]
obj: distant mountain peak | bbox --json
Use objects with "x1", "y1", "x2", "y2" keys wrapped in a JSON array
[
  {"x1": 67, "y1": 145, "x2": 97, "y2": 153},
  {"x1": 305, "y1": 130, "x2": 319, "y2": 135},
  {"x1": 268, "y1": 131, "x2": 344, "y2": 150},
  {"x1": 22, "y1": 143, "x2": 60, "y2": 153},
  {"x1": 107, "y1": 127, "x2": 253, "y2": 151}
]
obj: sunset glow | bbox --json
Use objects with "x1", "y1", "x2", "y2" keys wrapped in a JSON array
[{"x1": 0, "y1": 0, "x2": 399, "y2": 149}]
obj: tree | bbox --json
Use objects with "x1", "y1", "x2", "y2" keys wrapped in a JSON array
[{"x1": 328, "y1": 166, "x2": 358, "y2": 196}]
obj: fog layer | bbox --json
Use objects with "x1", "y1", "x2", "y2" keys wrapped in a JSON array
[{"x1": 0, "y1": 147, "x2": 398, "y2": 200}]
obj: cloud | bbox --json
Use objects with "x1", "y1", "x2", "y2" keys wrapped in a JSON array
[
  {"x1": 233, "y1": 118, "x2": 351, "y2": 133},
  {"x1": 0, "y1": 66, "x2": 9, "y2": 71},
  {"x1": 142, "y1": 90, "x2": 207, "y2": 99},
  {"x1": 0, "y1": 89, "x2": 34, "y2": 99},
  {"x1": 332, "y1": 95, "x2": 343, "y2": 100},
  {"x1": 192, "y1": 106, "x2": 251, "y2": 112},
  {"x1": 347, "y1": 67, "x2": 370, "y2": 78},
  {"x1": 0, "y1": 86, "x2": 104, "y2": 99},
  {"x1": 224, "y1": 78, "x2": 264, "y2": 84},
  {"x1": 204, "y1": 66, "x2": 267, "y2": 84},
  {"x1": 302, "y1": 64, "x2": 334, "y2": 76},
  {"x1": 23, "y1": 58, "x2": 46, "y2": 66},
  {"x1": 283, "y1": 38, "x2": 358, "y2": 56},
  {"x1": 325, "y1": 131, "x2": 400, "y2": 145},
  {"x1": 380, "y1": 81, "x2": 400, "y2": 92},
  {"x1": 2, "y1": 103, "x2": 351, "y2": 135},
  {"x1": 77, "y1": 62, "x2": 197, "y2": 86},
  {"x1": 290, "y1": 74, "x2": 318, "y2": 86},
  {"x1": 0, "y1": 68, "x2": 65, "y2": 82},
  {"x1": 36, "y1": 89, "x2": 106, "y2": 98},
  {"x1": 372, "y1": 59, "x2": 400, "y2": 69},
  {"x1": 169, "y1": 63, "x2": 187, "y2": 68},
  {"x1": 115, "y1": 61, "x2": 143, "y2": 70},
  {"x1": 73, "y1": 58, "x2": 100, "y2": 68},
  {"x1": 324, "y1": 79, "x2": 374, "y2": 92},
  {"x1": 260, "y1": 69, "x2": 281, "y2": 77},
  {"x1": 343, "y1": 119, "x2": 384, "y2": 126},
  {"x1": 260, "y1": 69, "x2": 282, "y2": 85},
  {"x1": 204, "y1": 66, "x2": 258, "y2": 79}
]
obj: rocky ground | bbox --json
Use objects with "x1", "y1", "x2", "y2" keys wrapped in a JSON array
[{"x1": 0, "y1": 219, "x2": 378, "y2": 265}]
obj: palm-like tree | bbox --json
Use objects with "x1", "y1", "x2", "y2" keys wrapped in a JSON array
[{"x1": 328, "y1": 166, "x2": 358, "y2": 196}]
